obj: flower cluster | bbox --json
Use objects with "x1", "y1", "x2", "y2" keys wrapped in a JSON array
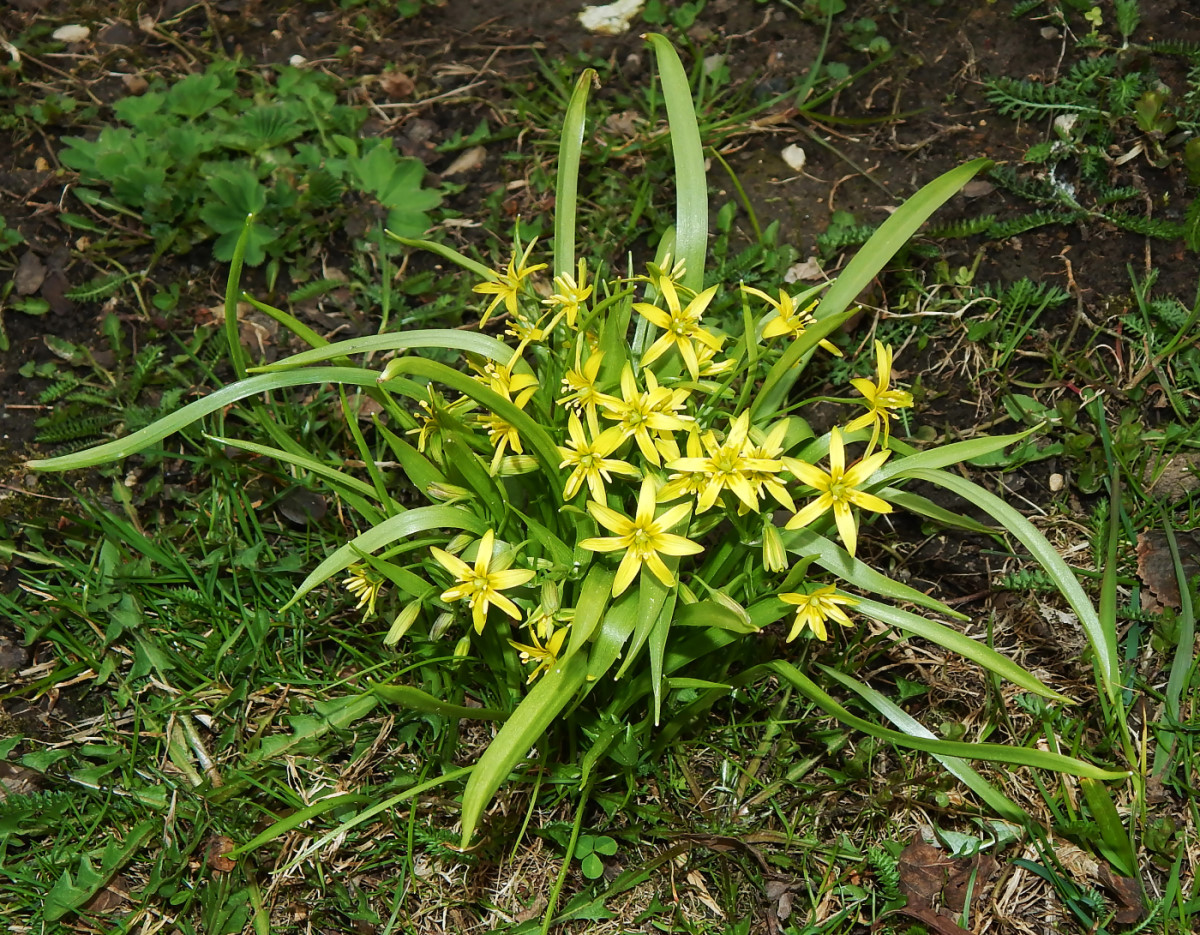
[{"x1": 362, "y1": 243, "x2": 914, "y2": 680}]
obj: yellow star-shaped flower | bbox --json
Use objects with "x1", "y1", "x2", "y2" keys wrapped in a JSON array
[
  {"x1": 779, "y1": 585, "x2": 857, "y2": 641},
  {"x1": 844, "y1": 341, "x2": 913, "y2": 451},
  {"x1": 542, "y1": 259, "x2": 593, "y2": 331},
  {"x1": 472, "y1": 240, "x2": 547, "y2": 325},
  {"x1": 580, "y1": 477, "x2": 703, "y2": 597},
  {"x1": 785, "y1": 427, "x2": 891, "y2": 557},
  {"x1": 742, "y1": 284, "x2": 843, "y2": 356},
  {"x1": 430, "y1": 529, "x2": 535, "y2": 633},
  {"x1": 600, "y1": 364, "x2": 691, "y2": 467},
  {"x1": 509, "y1": 625, "x2": 568, "y2": 683},
  {"x1": 665, "y1": 411, "x2": 780, "y2": 513},
  {"x1": 558, "y1": 411, "x2": 639, "y2": 502},
  {"x1": 634, "y1": 276, "x2": 723, "y2": 381},
  {"x1": 558, "y1": 351, "x2": 619, "y2": 423}
]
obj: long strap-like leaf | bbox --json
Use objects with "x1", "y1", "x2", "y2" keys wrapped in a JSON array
[{"x1": 646, "y1": 34, "x2": 706, "y2": 293}]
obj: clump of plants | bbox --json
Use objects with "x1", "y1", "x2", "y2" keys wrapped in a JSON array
[
  {"x1": 31, "y1": 37, "x2": 1128, "y2": 865},
  {"x1": 59, "y1": 59, "x2": 441, "y2": 283},
  {"x1": 984, "y1": 2, "x2": 1200, "y2": 248}
]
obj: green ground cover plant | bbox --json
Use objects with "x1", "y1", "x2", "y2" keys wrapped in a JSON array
[
  {"x1": 25, "y1": 39, "x2": 1140, "y2": 931},
  {"x1": 58, "y1": 59, "x2": 441, "y2": 284}
]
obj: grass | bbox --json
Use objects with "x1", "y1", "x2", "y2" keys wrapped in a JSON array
[{"x1": 2, "y1": 0, "x2": 1200, "y2": 932}]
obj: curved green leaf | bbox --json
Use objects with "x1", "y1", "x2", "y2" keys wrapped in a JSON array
[
  {"x1": 753, "y1": 157, "x2": 992, "y2": 418},
  {"x1": 252, "y1": 329, "x2": 518, "y2": 372},
  {"x1": 819, "y1": 664, "x2": 1029, "y2": 824},
  {"x1": 855, "y1": 597, "x2": 1067, "y2": 700},
  {"x1": 204, "y1": 434, "x2": 381, "y2": 501},
  {"x1": 554, "y1": 69, "x2": 595, "y2": 278},
  {"x1": 875, "y1": 429, "x2": 1034, "y2": 485},
  {"x1": 372, "y1": 683, "x2": 507, "y2": 720},
  {"x1": 780, "y1": 526, "x2": 966, "y2": 620},
  {"x1": 459, "y1": 652, "x2": 589, "y2": 846},
  {"x1": 28, "y1": 367, "x2": 380, "y2": 471},
  {"x1": 646, "y1": 34, "x2": 706, "y2": 292},
  {"x1": 386, "y1": 233, "x2": 495, "y2": 279},
  {"x1": 284, "y1": 505, "x2": 488, "y2": 610},
  {"x1": 769, "y1": 660, "x2": 1126, "y2": 779},
  {"x1": 908, "y1": 467, "x2": 1118, "y2": 702}
]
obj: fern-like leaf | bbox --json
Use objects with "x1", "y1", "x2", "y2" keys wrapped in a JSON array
[
  {"x1": 65, "y1": 274, "x2": 134, "y2": 303},
  {"x1": 35, "y1": 414, "x2": 118, "y2": 444},
  {"x1": 37, "y1": 376, "x2": 82, "y2": 405},
  {"x1": 288, "y1": 278, "x2": 346, "y2": 304}
]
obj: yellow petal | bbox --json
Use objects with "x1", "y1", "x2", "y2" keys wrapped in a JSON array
[
  {"x1": 832, "y1": 500, "x2": 858, "y2": 556},
  {"x1": 579, "y1": 535, "x2": 626, "y2": 554},
  {"x1": 430, "y1": 546, "x2": 471, "y2": 579},
  {"x1": 643, "y1": 551, "x2": 675, "y2": 587},
  {"x1": 786, "y1": 494, "x2": 832, "y2": 530},
  {"x1": 612, "y1": 551, "x2": 641, "y2": 596},
  {"x1": 654, "y1": 533, "x2": 704, "y2": 556}
]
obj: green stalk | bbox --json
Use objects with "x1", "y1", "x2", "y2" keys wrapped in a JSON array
[{"x1": 224, "y1": 212, "x2": 255, "y2": 381}]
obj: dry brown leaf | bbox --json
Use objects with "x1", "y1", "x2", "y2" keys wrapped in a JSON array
[
  {"x1": 0, "y1": 761, "x2": 43, "y2": 799},
  {"x1": 1136, "y1": 530, "x2": 1200, "y2": 609},
  {"x1": 206, "y1": 835, "x2": 237, "y2": 873},
  {"x1": 442, "y1": 146, "x2": 487, "y2": 177},
  {"x1": 784, "y1": 257, "x2": 824, "y2": 283},
  {"x1": 899, "y1": 840, "x2": 956, "y2": 903},
  {"x1": 379, "y1": 71, "x2": 415, "y2": 100},
  {"x1": 1098, "y1": 864, "x2": 1145, "y2": 925}
]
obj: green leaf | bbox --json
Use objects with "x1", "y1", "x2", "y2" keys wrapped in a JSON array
[
  {"x1": 27, "y1": 367, "x2": 384, "y2": 471},
  {"x1": 227, "y1": 793, "x2": 371, "y2": 858},
  {"x1": 1080, "y1": 778, "x2": 1138, "y2": 878},
  {"x1": 459, "y1": 652, "x2": 589, "y2": 846},
  {"x1": 820, "y1": 664, "x2": 1028, "y2": 823},
  {"x1": 674, "y1": 600, "x2": 761, "y2": 633},
  {"x1": 779, "y1": 527, "x2": 965, "y2": 620},
  {"x1": 875, "y1": 429, "x2": 1034, "y2": 484},
  {"x1": 646, "y1": 34, "x2": 707, "y2": 292},
  {"x1": 553, "y1": 69, "x2": 595, "y2": 278},
  {"x1": 204, "y1": 434, "x2": 381, "y2": 501},
  {"x1": 43, "y1": 820, "x2": 157, "y2": 921},
  {"x1": 245, "y1": 693, "x2": 378, "y2": 765},
  {"x1": 768, "y1": 660, "x2": 1126, "y2": 779},
  {"x1": 284, "y1": 505, "x2": 488, "y2": 609},
  {"x1": 753, "y1": 158, "x2": 991, "y2": 419},
  {"x1": 907, "y1": 467, "x2": 1118, "y2": 703},
  {"x1": 856, "y1": 597, "x2": 1067, "y2": 699},
  {"x1": 253, "y1": 329, "x2": 519, "y2": 372},
  {"x1": 372, "y1": 683, "x2": 506, "y2": 720}
]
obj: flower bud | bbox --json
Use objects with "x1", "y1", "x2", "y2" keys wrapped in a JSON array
[
  {"x1": 384, "y1": 600, "x2": 422, "y2": 645},
  {"x1": 762, "y1": 522, "x2": 788, "y2": 573}
]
